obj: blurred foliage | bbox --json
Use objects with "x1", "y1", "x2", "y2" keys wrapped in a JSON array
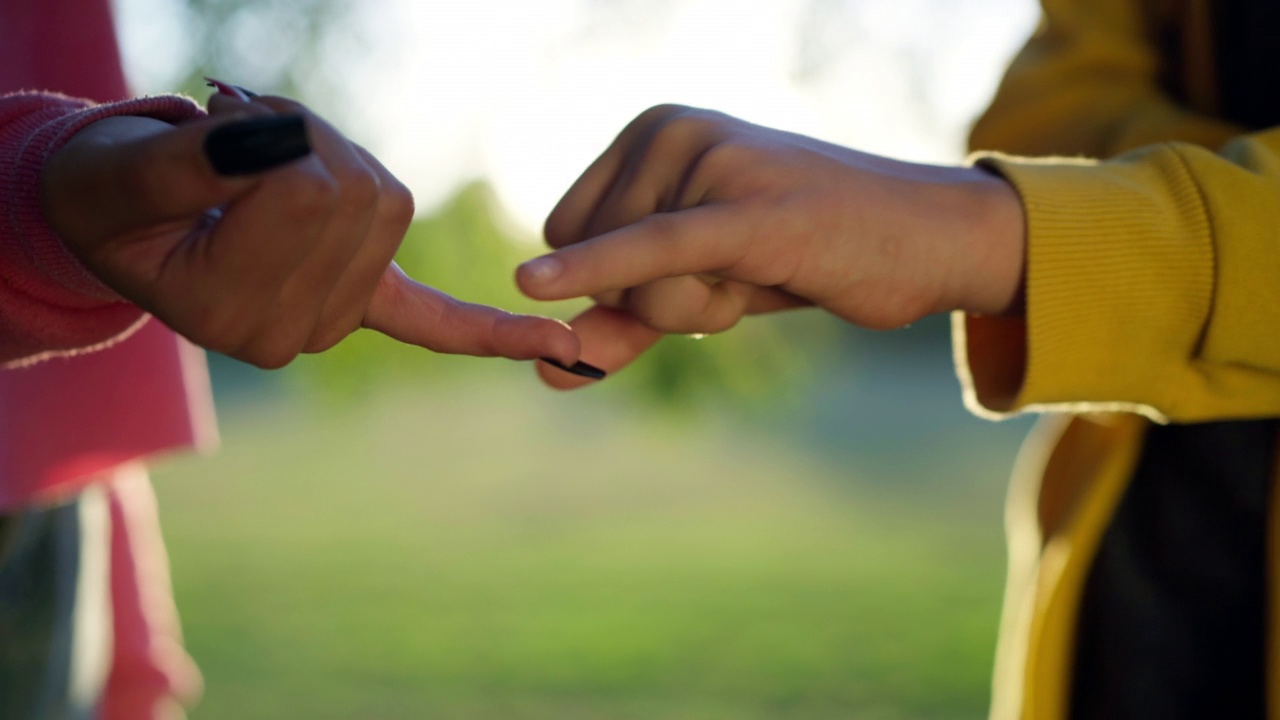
[
  {"x1": 155, "y1": 381, "x2": 1008, "y2": 720},
  {"x1": 170, "y1": 0, "x2": 840, "y2": 412},
  {"x1": 170, "y1": 0, "x2": 352, "y2": 101},
  {"x1": 287, "y1": 182, "x2": 830, "y2": 411}
]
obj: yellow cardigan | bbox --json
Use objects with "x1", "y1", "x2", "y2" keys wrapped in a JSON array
[{"x1": 956, "y1": 0, "x2": 1280, "y2": 717}]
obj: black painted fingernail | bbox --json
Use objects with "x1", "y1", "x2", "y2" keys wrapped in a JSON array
[
  {"x1": 539, "y1": 357, "x2": 607, "y2": 379},
  {"x1": 204, "y1": 115, "x2": 311, "y2": 176},
  {"x1": 234, "y1": 84, "x2": 260, "y2": 98}
]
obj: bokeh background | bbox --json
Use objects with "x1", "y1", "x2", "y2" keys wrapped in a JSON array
[{"x1": 114, "y1": 0, "x2": 1041, "y2": 717}]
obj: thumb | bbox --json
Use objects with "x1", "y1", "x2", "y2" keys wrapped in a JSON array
[{"x1": 44, "y1": 113, "x2": 312, "y2": 245}]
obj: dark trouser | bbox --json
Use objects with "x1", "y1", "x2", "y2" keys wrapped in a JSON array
[
  {"x1": 0, "y1": 488, "x2": 110, "y2": 720},
  {"x1": 1071, "y1": 419, "x2": 1274, "y2": 718}
]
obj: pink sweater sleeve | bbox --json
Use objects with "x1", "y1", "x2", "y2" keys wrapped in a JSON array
[{"x1": 0, "y1": 91, "x2": 202, "y2": 365}]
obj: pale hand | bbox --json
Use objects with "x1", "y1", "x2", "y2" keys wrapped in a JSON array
[{"x1": 517, "y1": 105, "x2": 1025, "y2": 388}]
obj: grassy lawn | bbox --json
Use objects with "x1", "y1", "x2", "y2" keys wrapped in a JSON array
[{"x1": 152, "y1": 373, "x2": 1013, "y2": 719}]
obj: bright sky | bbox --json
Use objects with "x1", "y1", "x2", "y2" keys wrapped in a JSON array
[{"x1": 114, "y1": 0, "x2": 1039, "y2": 236}]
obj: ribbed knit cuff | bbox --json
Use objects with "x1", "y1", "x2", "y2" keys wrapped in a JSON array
[
  {"x1": 0, "y1": 92, "x2": 202, "y2": 362},
  {"x1": 955, "y1": 147, "x2": 1214, "y2": 421}
]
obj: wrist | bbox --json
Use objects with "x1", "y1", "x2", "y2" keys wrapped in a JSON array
[{"x1": 943, "y1": 166, "x2": 1027, "y2": 317}]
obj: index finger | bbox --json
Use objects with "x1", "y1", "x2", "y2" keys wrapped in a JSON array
[
  {"x1": 519, "y1": 204, "x2": 748, "y2": 302},
  {"x1": 363, "y1": 264, "x2": 582, "y2": 364}
]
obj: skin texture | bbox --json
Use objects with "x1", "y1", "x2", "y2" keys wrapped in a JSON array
[
  {"x1": 41, "y1": 93, "x2": 582, "y2": 369},
  {"x1": 517, "y1": 105, "x2": 1027, "y2": 389}
]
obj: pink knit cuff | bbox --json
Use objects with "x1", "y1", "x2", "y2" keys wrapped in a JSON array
[{"x1": 0, "y1": 92, "x2": 203, "y2": 362}]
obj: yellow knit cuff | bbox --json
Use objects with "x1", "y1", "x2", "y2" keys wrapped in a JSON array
[{"x1": 955, "y1": 147, "x2": 1213, "y2": 421}]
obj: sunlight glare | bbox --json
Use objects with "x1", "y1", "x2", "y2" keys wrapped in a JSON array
[{"x1": 114, "y1": 0, "x2": 1039, "y2": 237}]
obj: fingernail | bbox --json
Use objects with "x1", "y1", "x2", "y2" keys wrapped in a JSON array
[
  {"x1": 204, "y1": 115, "x2": 311, "y2": 176},
  {"x1": 539, "y1": 357, "x2": 607, "y2": 380},
  {"x1": 520, "y1": 256, "x2": 562, "y2": 284},
  {"x1": 204, "y1": 77, "x2": 252, "y2": 102}
]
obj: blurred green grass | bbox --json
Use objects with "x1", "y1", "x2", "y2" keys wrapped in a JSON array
[{"x1": 152, "y1": 374, "x2": 1010, "y2": 720}]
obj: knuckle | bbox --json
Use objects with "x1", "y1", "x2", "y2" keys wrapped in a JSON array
[
  {"x1": 657, "y1": 107, "x2": 734, "y2": 138},
  {"x1": 694, "y1": 139, "x2": 749, "y2": 177},
  {"x1": 378, "y1": 179, "x2": 416, "y2": 229},
  {"x1": 645, "y1": 120, "x2": 702, "y2": 169},
  {"x1": 680, "y1": 140, "x2": 752, "y2": 208},
  {"x1": 633, "y1": 104, "x2": 690, "y2": 130},
  {"x1": 655, "y1": 108, "x2": 714, "y2": 140},
  {"x1": 646, "y1": 110, "x2": 725, "y2": 164}
]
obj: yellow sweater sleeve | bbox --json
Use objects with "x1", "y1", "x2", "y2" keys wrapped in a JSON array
[
  {"x1": 958, "y1": 0, "x2": 1280, "y2": 423},
  {"x1": 960, "y1": 131, "x2": 1280, "y2": 423}
]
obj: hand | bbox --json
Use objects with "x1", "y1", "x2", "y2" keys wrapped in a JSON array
[
  {"x1": 516, "y1": 105, "x2": 1025, "y2": 388},
  {"x1": 41, "y1": 90, "x2": 581, "y2": 369}
]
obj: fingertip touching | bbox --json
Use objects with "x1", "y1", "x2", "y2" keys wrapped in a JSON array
[
  {"x1": 364, "y1": 270, "x2": 583, "y2": 364},
  {"x1": 533, "y1": 304, "x2": 663, "y2": 391},
  {"x1": 491, "y1": 312, "x2": 581, "y2": 366}
]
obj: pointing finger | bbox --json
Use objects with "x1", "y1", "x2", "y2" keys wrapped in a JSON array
[
  {"x1": 363, "y1": 264, "x2": 581, "y2": 364},
  {"x1": 519, "y1": 204, "x2": 748, "y2": 302}
]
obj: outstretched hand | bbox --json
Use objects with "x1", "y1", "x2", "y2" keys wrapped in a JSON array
[
  {"x1": 41, "y1": 89, "x2": 582, "y2": 369},
  {"x1": 517, "y1": 105, "x2": 1025, "y2": 389}
]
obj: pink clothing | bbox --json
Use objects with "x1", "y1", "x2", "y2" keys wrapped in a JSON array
[
  {"x1": 0, "y1": 0, "x2": 128, "y2": 101},
  {"x1": 2, "y1": 0, "x2": 218, "y2": 717},
  {"x1": 0, "y1": 91, "x2": 218, "y2": 503},
  {"x1": 0, "y1": 92, "x2": 197, "y2": 363},
  {"x1": 105, "y1": 467, "x2": 204, "y2": 719},
  {"x1": 0, "y1": 319, "x2": 217, "y2": 506}
]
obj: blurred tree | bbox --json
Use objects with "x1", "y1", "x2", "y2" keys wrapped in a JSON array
[
  {"x1": 169, "y1": 0, "x2": 830, "y2": 409},
  {"x1": 288, "y1": 182, "x2": 822, "y2": 410},
  {"x1": 170, "y1": 0, "x2": 352, "y2": 105}
]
